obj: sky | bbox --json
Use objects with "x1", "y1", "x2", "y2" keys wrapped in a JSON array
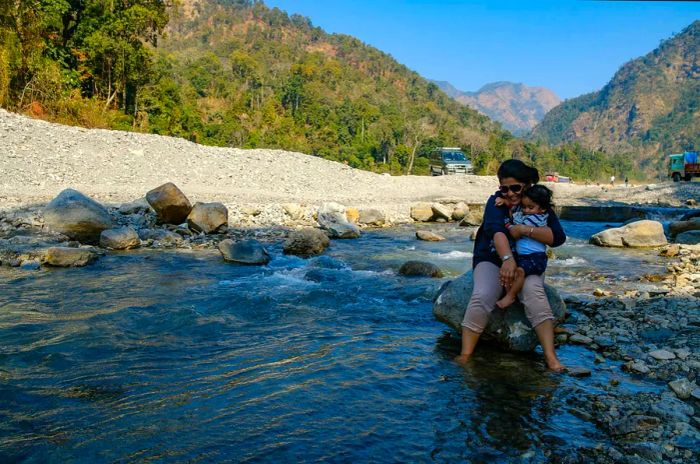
[{"x1": 264, "y1": 0, "x2": 699, "y2": 100}]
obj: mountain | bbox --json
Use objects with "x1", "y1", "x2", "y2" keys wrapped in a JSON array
[
  {"x1": 531, "y1": 20, "x2": 700, "y2": 169},
  {"x1": 433, "y1": 81, "x2": 560, "y2": 135}
]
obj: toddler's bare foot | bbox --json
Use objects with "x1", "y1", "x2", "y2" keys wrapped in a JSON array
[
  {"x1": 454, "y1": 354, "x2": 471, "y2": 365},
  {"x1": 496, "y1": 295, "x2": 515, "y2": 309},
  {"x1": 545, "y1": 355, "x2": 565, "y2": 373}
]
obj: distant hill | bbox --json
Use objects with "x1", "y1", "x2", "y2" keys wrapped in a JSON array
[
  {"x1": 531, "y1": 20, "x2": 700, "y2": 170},
  {"x1": 433, "y1": 81, "x2": 560, "y2": 135}
]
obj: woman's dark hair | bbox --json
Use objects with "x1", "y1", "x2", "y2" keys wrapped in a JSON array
[
  {"x1": 523, "y1": 184, "x2": 554, "y2": 210},
  {"x1": 497, "y1": 159, "x2": 539, "y2": 185}
]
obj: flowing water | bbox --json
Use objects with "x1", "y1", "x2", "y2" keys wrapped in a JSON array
[{"x1": 0, "y1": 220, "x2": 677, "y2": 462}]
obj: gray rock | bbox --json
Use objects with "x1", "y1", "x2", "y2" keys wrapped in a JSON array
[
  {"x1": 609, "y1": 415, "x2": 660, "y2": 436},
  {"x1": 416, "y1": 230, "x2": 445, "y2": 241},
  {"x1": 567, "y1": 367, "x2": 592, "y2": 377},
  {"x1": 43, "y1": 247, "x2": 97, "y2": 267},
  {"x1": 20, "y1": 260, "x2": 41, "y2": 270},
  {"x1": 399, "y1": 260, "x2": 443, "y2": 278},
  {"x1": 118, "y1": 197, "x2": 152, "y2": 215},
  {"x1": 594, "y1": 336, "x2": 615, "y2": 348},
  {"x1": 451, "y1": 202, "x2": 468, "y2": 221},
  {"x1": 317, "y1": 202, "x2": 361, "y2": 239},
  {"x1": 669, "y1": 218, "x2": 700, "y2": 237},
  {"x1": 459, "y1": 209, "x2": 483, "y2": 227},
  {"x1": 431, "y1": 203, "x2": 452, "y2": 221},
  {"x1": 43, "y1": 189, "x2": 114, "y2": 243},
  {"x1": 649, "y1": 349, "x2": 676, "y2": 361},
  {"x1": 146, "y1": 182, "x2": 192, "y2": 224},
  {"x1": 668, "y1": 378, "x2": 695, "y2": 399},
  {"x1": 675, "y1": 230, "x2": 700, "y2": 245},
  {"x1": 218, "y1": 239, "x2": 270, "y2": 265},
  {"x1": 358, "y1": 208, "x2": 387, "y2": 227},
  {"x1": 100, "y1": 227, "x2": 140, "y2": 250},
  {"x1": 187, "y1": 202, "x2": 228, "y2": 234},
  {"x1": 283, "y1": 229, "x2": 330, "y2": 257},
  {"x1": 433, "y1": 271, "x2": 567, "y2": 352},
  {"x1": 626, "y1": 360, "x2": 651, "y2": 374},
  {"x1": 410, "y1": 202, "x2": 433, "y2": 222},
  {"x1": 569, "y1": 334, "x2": 594, "y2": 345},
  {"x1": 590, "y1": 220, "x2": 667, "y2": 248},
  {"x1": 138, "y1": 229, "x2": 183, "y2": 247}
]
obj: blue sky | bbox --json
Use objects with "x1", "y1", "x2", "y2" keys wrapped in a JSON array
[{"x1": 265, "y1": 0, "x2": 699, "y2": 100}]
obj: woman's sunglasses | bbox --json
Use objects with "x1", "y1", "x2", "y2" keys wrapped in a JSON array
[{"x1": 499, "y1": 184, "x2": 524, "y2": 194}]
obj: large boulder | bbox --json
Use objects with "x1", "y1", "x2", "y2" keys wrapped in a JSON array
[
  {"x1": 283, "y1": 229, "x2": 330, "y2": 257},
  {"x1": 43, "y1": 189, "x2": 114, "y2": 243},
  {"x1": 669, "y1": 218, "x2": 700, "y2": 237},
  {"x1": 676, "y1": 230, "x2": 700, "y2": 245},
  {"x1": 459, "y1": 208, "x2": 483, "y2": 227},
  {"x1": 451, "y1": 202, "x2": 469, "y2": 221},
  {"x1": 590, "y1": 220, "x2": 667, "y2": 248},
  {"x1": 317, "y1": 202, "x2": 361, "y2": 238},
  {"x1": 431, "y1": 203, "x2": 453, "y2": 221},
  {"x1": 187, "y1": 202, "x2": 228, "y2": 234},
  {"x1": 410, "y1": 202, "x2": 434, "y2": 222},
  {"x1": 433, "y1": 271, "x2": 567, "y2": 352},
  {"x1": 218, "y1": 239, "x2": 270, "y2": 265},
  {"x1": 358, "y1": 208, "x2": 387, "y2": 227},
  {"x1": 100, "y1": 227, "x2": 141, "y2": 250},
  {"x1": 43, "y1": 247, "x2": 97, "y2": 267},
  {"x1": 398, "y1": 260, "x2": 444, "y2": 278},
  {"x1": 146, "y1": 182, "x2": 192, "y2": 225}
]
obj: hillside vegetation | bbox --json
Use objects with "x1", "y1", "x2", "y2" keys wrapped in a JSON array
[
  {"x1": 0, "y1": 0, "x2": 644, "y2": 180},
  {"x1": 532, "y1": 20, "x2": 700, "y2": 174}
]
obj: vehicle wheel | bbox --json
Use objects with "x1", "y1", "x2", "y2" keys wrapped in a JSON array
[
  {"x1": 685, "y1": 174, "x2": 692, "y2": 182},
  {"x1": 672, "y1": 173, "x2": 681, "y2": 182}
]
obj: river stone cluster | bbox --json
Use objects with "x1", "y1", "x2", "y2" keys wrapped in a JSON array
[
  {"x1": 433, "y1": 271, "x2": 567, "y2": 352},
  {"x1": 410, "y1": 201, "x2": 483, "y2": 226}
]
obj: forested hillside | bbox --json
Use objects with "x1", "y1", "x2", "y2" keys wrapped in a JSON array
[
  {"x1": 532, "y1": 20, "x2": 700, "y2": 173},
  {"x1": 0, "y1": 0, "x2": 644, "y2": 180}
]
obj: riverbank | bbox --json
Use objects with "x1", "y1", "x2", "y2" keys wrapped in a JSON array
[{"x1": 1, "y1": 109, "x2": 699, "y2": 223}]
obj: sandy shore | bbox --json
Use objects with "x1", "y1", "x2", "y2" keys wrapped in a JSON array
[{"x1": 1, "y1": 109, "x2": 698, "y2": 219}]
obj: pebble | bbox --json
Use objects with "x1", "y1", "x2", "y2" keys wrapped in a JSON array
[
  {"x1": 668, "y1": 379, "x2": 695, "y2": 400},
  {"x1": 569, "y1": 334, "x2": 594, "y2": 345},
  {"x1": 567, "y1": 367, "x2": 592, "y2": 377},
  {"x1": 649, "y1": 349, "x2": 676, "y2": 361}
]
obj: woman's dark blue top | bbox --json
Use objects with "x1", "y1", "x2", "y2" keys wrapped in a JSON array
[{"x1": 472, "y1": 192, "x2": 567, "y2": 269}]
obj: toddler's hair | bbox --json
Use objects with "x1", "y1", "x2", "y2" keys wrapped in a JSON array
[{"x1": 523, "y1": 184, "x2": 554, "y2": 210}]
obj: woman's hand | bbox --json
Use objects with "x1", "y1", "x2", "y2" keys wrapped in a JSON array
[
  {"x1": 508, "y1": 224, "x2": 527, "y2": 239},
  {"x1": 499, "y1": 258, "x2": 517, "y2": 289}
]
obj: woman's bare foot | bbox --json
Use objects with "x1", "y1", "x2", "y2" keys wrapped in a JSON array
[
  {"x1": 545, "y1": 354, "x2": 566, "y2": 372},
  {"x1": 454, "y1": 354, "x2": 472, "y2": 365},
  {"x1": 496, "y1": 294, "x2": 515, "y2": 309}
]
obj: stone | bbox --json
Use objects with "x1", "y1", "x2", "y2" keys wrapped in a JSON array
[
  {"x1": 358, "y1": 208, "x2": 386, "y2": 227},
  {"x1": 283, "y1": 229, "x2": 330, "y2": 257},
  {"x1": 138, "y1": 229, "x2": 183, "y2": 247},
  {"x1": 459, "y1": 209, "x2": 483, "y2": 227},
  {"x1": 668, "y1": 379, "x2": 694, "y2": 399},
  {"x1": 669, "y1": 218, "x2": 700, "y2": 237},
  {"x1": 569, "y1": 334, "x2": 594, "y2": 345},
  {"x1": 20, "y1": 260, "x2": 41, "y2": 270},
  {"x1": 451, "y1": 202, "x2": 468, "y2": 221},
  {"x1": 649, "y1": 349, "x2": 676, "y2": 361},
  {"x1": 187, "y1": 202, "x2": 228, "y2": 234},
  {"x1": 416, "y1": 230, "x2": 445, "y2": 241},
  {"x1": 675, "y1": 230, "x2": 700, "y2": 245},
  {"x1": 594, "y1": 336, "x2": 615, "y2": 348},
  {"x1": 431, "y1": 203, "x2": 452, "y2": 221},
  {"x1": 145, "y1": 182, "x2": 192, "y2": 225},
  {"x1": 43, "y1": 247, "x2": 97, "y2": 267},
  {"x1": 218, "y1": 239, "x2": 270, "y2": 265},
  {"x1": 345, "y1": 207, "x2": 360, "y2": 224},
  {"x1": 43, "y1": 189, "x2": 114, "y2": 243},
  {"x1": 609, "y1": 415, "x2": 660, "y2": 436},
  {"x1": 593, "y1": 288, "x2": 610, "y2": 297},
  {"x1": 626, "y1": 360, "x2": 650, "y2": 374},
  {"x1": 433, "y1": 271, "x2": 567, "y2": 352},
  {"x1": 567, "y1": 367, "x2": 592, "y2": 377},
  {"x1": 99, "y1": 227, "x2": 141, "y2": 250},
  {"x1": 590, "y1": 220, "x2": 667, "y2": 248},
  {"x1": 317, "y1": 202, "x2": 361, "y2": 239},
  {"x1": 282, "y1": 203, "x2": 304, "y2": 221},
  {"x1": 469, "y1": 229, "x2": 478, "y2": 241},
  {"x1": 399, "y1": 260, "x2": 443, "y2": 278},
  {"x1": 659, "y1": 244, "x2": 680, "y2": 257},
  {"x1": 118, "y1": 197, "x2": 152, "y2": 215},
  {"x1": 410, "y1": 202, "x2": 433, "y2": 222}
]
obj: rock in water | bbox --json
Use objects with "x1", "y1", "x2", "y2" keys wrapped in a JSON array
[
  {"x1": 146, "y1": 182, "x2": 192, "y2": 225},
  {"x1": 100, "y1": 227, "x2": 141, "y2": 250},
  {"x1": 283, "y1": 229, "x2": 330, "y2": 257},
  {"x1": 43, "y1": 247, "x2": 97, "y2": 267},
  {"x1": 218, "y1": 239, "x2": 270, "y2": 265},
  {"x1": 410, "y1": 202, "x2": 434, "y2": 222},
  {"x1": 399, "y1": 260, "x2": 443, "y2": 278},
  {"x1": 416, "y1": 230, "x2": 445, "y2": 241},
  {"x1": 433, "y1": 271, "x2": 567, "y2": 352},
  {"x1": 317, "y1": 202, "x2": 360, "y2": 238},
  {"x1": 358, "y1": 208, "x2": 387, "y2": 227},
  {"x1": 43, "y1": 189, "x2": 114, "y2": 243},
  {"x1": 187, "y1": 202, "x2": 228, "y2": 234},
  {"x1": 590, "y1": 220, "x2": 667, "y2": 248}
]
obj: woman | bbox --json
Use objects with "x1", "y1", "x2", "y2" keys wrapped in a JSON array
[{"x1": 455, "y1": 159, "x2": 566, "y2": 372}]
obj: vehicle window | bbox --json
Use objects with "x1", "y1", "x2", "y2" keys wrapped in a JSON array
[{"x1": 442, "y1": 152, "x2": 466, "y2": 161}]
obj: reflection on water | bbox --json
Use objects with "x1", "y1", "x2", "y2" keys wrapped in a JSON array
[{"x1": 0, "y1": 221, "x2": 669, "y2": 461}]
